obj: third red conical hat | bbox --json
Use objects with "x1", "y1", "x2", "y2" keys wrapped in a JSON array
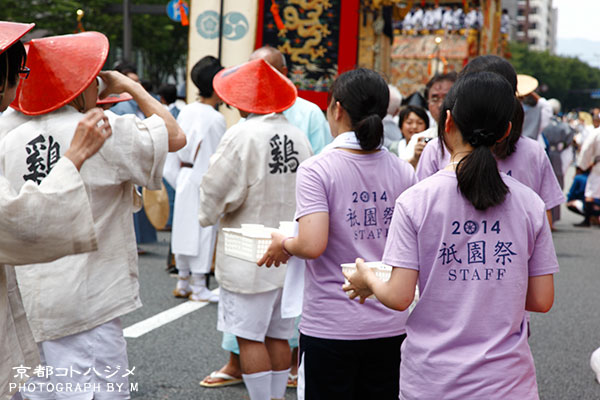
[
  {"x1": 213, "y1": 58, "x2": 297, "y2": 114},
  {"x1": 97, "y1": 92, "x2": 133, "y2": 105},
  {"x1": 18, "y1": 31, "x2": 109, "y2": 116},
  {"x1": 0, "y1": 21, "x2": 34, "y2": 54}
]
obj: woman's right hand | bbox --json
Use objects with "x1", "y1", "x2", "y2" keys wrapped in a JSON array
[
  {"x1": 410, "y1": 137, "x2": 428, "y2": 168},
  {"x1": 342, "y1": 258, "x2": 376, "y2": 304},
  {"x1": 64, "y1": 108, "x2": 112, "y2": 170},
  {"x1": 257, "y1": 231, "x2": 291, "y2": 268}
]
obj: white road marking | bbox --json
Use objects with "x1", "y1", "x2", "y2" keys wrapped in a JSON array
[{"x1": 123, "y1": 288, "x2": 219, "y2": 338}]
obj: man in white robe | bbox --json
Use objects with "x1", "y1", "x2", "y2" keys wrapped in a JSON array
[
  {"x1": 0, "y1": 32, "x2": 185, "y2": 400},
  {"x1": 171, "y1": 56, "x2": 225, "y2": 302},
  {"x1": 574, "y1": 127, "x2": 600, "y2": 227},
  {"x1": 0, "y1": 20, "x2": 114, "y2": 400},
  {"x1": 199, "y1": 59, "x2": 312, "y2": 400}
]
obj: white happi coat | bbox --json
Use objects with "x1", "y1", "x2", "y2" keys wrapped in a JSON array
[
  {"x1": 171, "y1": 102, "x2": 225, "y2": 259},
  {"x1": 578, "y1": 127, "x2": 600, "y2": 198},
  {"x1": 0, "y1": 107, "x2": 31, "y2": 141},
  {"x1": 198, "y1": 113, "x2": 312, "y2": 294},
  {"x1": 0, "y1": 158, "x2": 97, "y2": 400},
  {"x1": 0, "y1": 106, "x2": 167, "y2": 343}
]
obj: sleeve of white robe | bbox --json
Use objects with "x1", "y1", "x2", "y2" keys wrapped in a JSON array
[
  {"x1": 102, "y1": 112, "x2": 168, "y2": 190},
  {"x1": 0, "y1": 157, "x2": 97, "y2": 266},
  {"x1": 198, "y1": 131, "x2": 248, "y2": 227},
  {"x1": 578, "y1": 130, "x2": 598, "y2": 170},
  {"x1": 163, "y1": 152, "x2": 181, "y2": 189}
]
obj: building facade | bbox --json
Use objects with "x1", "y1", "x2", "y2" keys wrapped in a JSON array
[{"x1": 503, "y1": 0, "x2": 557, "y2": 53}]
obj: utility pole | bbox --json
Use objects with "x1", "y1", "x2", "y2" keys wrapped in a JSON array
[
  {"x1": 123, "y1": 0, "x2": 132, "y2": 61},
  {"x1": 524, "y1": 0, "x2": 530, "y2": 44},
  {"x1": 104, "y1": 1, "x2": 166, "y2": 62}
]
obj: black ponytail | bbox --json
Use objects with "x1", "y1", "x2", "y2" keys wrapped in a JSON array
[
  {"x1": 329, "y1": 68, "x2": 388, "y2": 151},
  {"x1": 355, "y1": 113, "x2": 384, "y2": 150},
  {"x1": 442, "y1": 72, "x2": 515, "y2": 210}
]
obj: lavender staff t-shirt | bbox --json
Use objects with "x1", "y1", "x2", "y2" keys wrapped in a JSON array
[
  {"x1": 416, "y1": 136, "x2": 566, "y2": 210},
  {"x1": 384, "y1": 170, "x2": 559, "y2": 400},
  {"x1": 295, "y1": 149, "x2": 416, "y2": 340}
]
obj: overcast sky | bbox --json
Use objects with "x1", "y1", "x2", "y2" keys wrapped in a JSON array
[
  {"x1": 554, "y1": 0, "x2": 599, "y2": 39},
  {"x1": 554, "y1": 0, "x2": 600, "y2": 67}
]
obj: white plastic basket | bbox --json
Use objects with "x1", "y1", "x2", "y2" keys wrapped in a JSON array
[
  {"x1": 341, "y1": 261, "x2": 419, "y2": 312},
  {"x1": 341, "y1": 261, "x2": 392, "y2": 283},
  {"x1": 222, "y1": 223, "x2": 293, "y2": 263}
]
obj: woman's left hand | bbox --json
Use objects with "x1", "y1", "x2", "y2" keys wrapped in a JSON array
[
  {"x1": 342, "y1": 258, "x2": 376, "y2": 304},
  {"x1": 257, "y1": 231, "x2": 290, "y2": 268}
]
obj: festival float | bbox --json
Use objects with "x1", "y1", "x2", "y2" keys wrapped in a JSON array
[{"x1": 186, "y1": 0, "x2": 506, "y2": 113}]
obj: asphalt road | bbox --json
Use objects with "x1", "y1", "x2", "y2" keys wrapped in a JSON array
[{"x1": 125, "y1": 194, "x2": 600, "y2": 400}]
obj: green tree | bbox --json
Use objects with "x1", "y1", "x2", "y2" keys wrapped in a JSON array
[
  {"x1": 509, "y1": 41, "x2": 600, "y2": 111},
  {"x1": 0, "y1": 0, "x2": 188, "y2": 85}
]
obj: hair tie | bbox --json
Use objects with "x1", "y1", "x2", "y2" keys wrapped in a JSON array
[{"x1": 469, "y1": 128, "x2": 495, "y2": 147}]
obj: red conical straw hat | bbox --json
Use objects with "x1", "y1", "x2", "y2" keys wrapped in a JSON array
[
  {"x1": 18, "y1": 31, "x2": 109, "y2": 116},
  {"x1": 213, "y1": 58, "x2": 297, "y2": 114},
  {"x1": 0, "y1": 21, "x2": 34, "y2": 54}
]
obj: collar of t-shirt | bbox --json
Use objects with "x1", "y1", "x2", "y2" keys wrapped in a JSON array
[{"x1": 322, "y1": 131, "x2": 387, "y2": 153}]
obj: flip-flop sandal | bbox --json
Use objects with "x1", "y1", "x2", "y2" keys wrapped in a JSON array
[
  {"x1": 287, "y1": 373, "x2": 298, "y2": 388},
  {"x1": 199, "y1": 371, "x2": 243, "y2": 388}
]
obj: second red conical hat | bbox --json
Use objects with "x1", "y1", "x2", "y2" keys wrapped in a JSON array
[
  {"x1": 0, "y1": 21, "x2": 34, "y2": 54},
  {"x1": 213, "y1": 58, "x2": 297, "y2": 114},
  {"x1": 18, "y1": 31, "x2": 109, "y2": 116}
]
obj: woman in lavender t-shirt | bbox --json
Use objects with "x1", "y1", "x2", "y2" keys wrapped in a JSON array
[
  {"x1": 259, "y1": 68, "x2": 416, "y2": 399},
  {"x1": 416, "y1": 55, "x2": 565, "y2": 230},
  {"x1": 345, "y1": 72, "x2": 558, "y2": 400}
]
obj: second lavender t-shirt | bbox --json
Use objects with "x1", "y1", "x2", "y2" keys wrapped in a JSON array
[
  {"x1": 295, "y1": 149, "x2": 416, "y2": 340},
  {"x1": 416, "y1": 136, "x2": 565, "y2": 210}
]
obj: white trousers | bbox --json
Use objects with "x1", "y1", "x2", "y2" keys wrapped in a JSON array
[{"x1": 21, "y1": 318, "x2": 130, "y2": 400}]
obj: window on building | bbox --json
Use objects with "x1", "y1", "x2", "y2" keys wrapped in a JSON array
[{"x1": 517, "y1": 6, "x2": 539, "y2": 16}]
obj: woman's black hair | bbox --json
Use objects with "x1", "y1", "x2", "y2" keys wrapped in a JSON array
[
  {"x1": 459, "y1": 55, "x2": 520, "y2": 158},
  {"x1": 1, "y1": 41, "x2": 27, "y2": 89},
  {"x1": 459, "y1": 55, "x2": 517, "y2": 91},
  {"x1": 329, "y1": 68, "x2": 389, "y2": 151},
  {"x1": 191, "y1": 56, "x2": 223, "y2": 98},
  {"x1": 398, "y1": 105, "x2": 430, "y2": 131},
  {"x1": 439, "y1": 71, "x2": 515, "y2": 210}
]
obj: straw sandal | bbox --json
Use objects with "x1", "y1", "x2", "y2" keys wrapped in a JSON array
[{"x1": 199, "y1": 371, "x2": 243, "y2": 388}]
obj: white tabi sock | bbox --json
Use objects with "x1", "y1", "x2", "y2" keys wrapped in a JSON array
[
  {"x1": 177, "y1": 266, "x2": 190, "y2": 279},
  {"x1": 242, "y1": 370, "x2": 272, "y2": 400},
  {"x1": 271, "y1": 368, "x2": 291, "y2": 399},
  {"x1": 190, "y1": 272, "x2": 206, "y2": 289}
]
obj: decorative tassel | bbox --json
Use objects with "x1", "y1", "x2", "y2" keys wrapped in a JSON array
[
  {"x1": 270, "y1": 0, "x2": 286, "y2": 31},
  {"x1": 178, "y1": 0, "x2": 189, "y2": 26}
]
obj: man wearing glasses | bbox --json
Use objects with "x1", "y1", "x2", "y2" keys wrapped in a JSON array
[{"x1": 402, "y1": 72, "x2": 458, "y2": 169}]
